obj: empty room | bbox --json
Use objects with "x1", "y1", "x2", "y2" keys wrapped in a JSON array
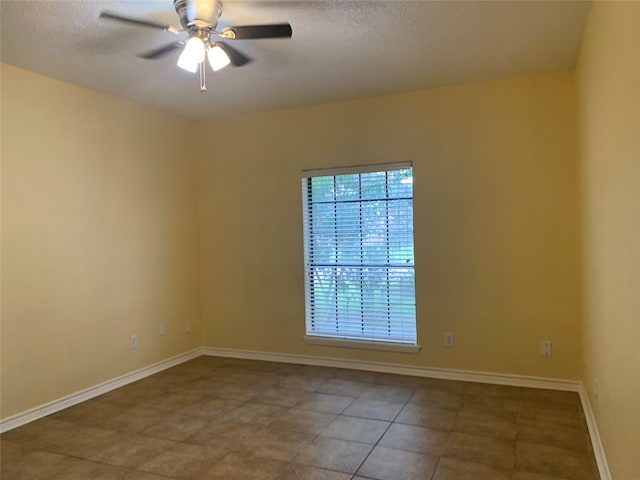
[{"x1": 1, "y1": 0, "x2": 638, "y2": 479}]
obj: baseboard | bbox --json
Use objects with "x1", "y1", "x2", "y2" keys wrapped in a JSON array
[
  {"x1": 0, "y1": 348, "x2": 203, "y2": 433},
  {"x1": 578, "y1": 385, "x2": 612, "y2": 480},
  {"x1": 200, "y1": 346, "x2": 582, "y2": 392}
]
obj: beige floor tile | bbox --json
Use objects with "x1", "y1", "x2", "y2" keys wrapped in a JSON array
[
  {"x1": 164, "y1": 364, "x2": 209, "y2": 378},
  {"x1": 358, "y1": 384, "x2": 415, "y2": 403},
  {"x1": 293, "y1": 436, "x2": 373, "y2": 473},
  {"x1": 466, "y1": 394, "x2": 520, "y2": 416},
  {"x1": 122, "y1": 469, "x2": 173, "y2": 480},
  {"x1": 178, "y1": 378, "x2": 222, "y2": 396},
  {"x1": 379, "y1": 422, "x2": 449, "y2": 455},
  {"x1": 0, "y1": 448, "x2": 76, "y2": 480},
  {"x1": 101, "y1": 406, "x2": 163, "y2": 434},
  {"x1": 463, "y1": 394, "x2": 520, "y2": 415},
  {"x1": 444, "y1": 431, "x2": 514, "y2": 471},
  {"x1": 300, "y1": 366, "x2": 345, "y2": 378},
  {"x1": 48, "y1": 458, "x2": 130, "y2": 479},
  {"x1": 519, "y1": 401, "x2": 584, "y2": 429},
  {"x1": 278, "y1": 374, "x2": 328, "y2": 391},
  {"x1": 51, "y1": 399, "x2": 124, "y2": 427},
  {"x1": 513, "y1": 471, "x2": 580, "y2": 480},
  {"x1": 252, "y1": 386, "x2": 307, "y2": 407},
  {"x1": 0, "y1": 439, "x2": 28, "y2": 478},
  {"x1": 140, "y1": 413, "x2": 209, "y2": 441},
  {"x1": 420, "y1": 378, "x2": 469, "y2": 395},
  {"x1": 280, "y1": 463, "x2": 352, "y2": 480},
  {"x1": 263, "y1": 362, "x2": 306, "y2": 376},
  {"x1": 222, "y1": 401, "x2": 288, "y2": 425},
  {"x1": 396, "y1": 403, "x2": 459, "y2": 430},
  {"x1": 178, "y1": 395, "x2": 240, "y2": 418},
  {"x1": 357, "y1": 445, "x2": 439, "y2": 480},
  {"x1": 520, "y1": 389, "x2": 581, "y2": 408},
  {"x1": 317, "y1": 378, "x2": 369, "y2": 397},
  {"x1": 454, "y1": 405, "x2": 518, "y2": 439},
  {"x1": 142, "y1": 391, "x2": 206, "y2": 413},
  {"x1": 205, "y1": 451, "x2": 287, "y2": 480},
  {"x1": 373, "y1": 372, "x2": 425, "y2": 388},
  {"x1": 320, "y1": 415, "x2": 390, "y2": 444},
  {"x1": 465, "y1": 383, "x2": 521, "y2": 400},
  {"x1": 268, "y1": 408, "x2": 337, "y2": 434},
  {"x1": 184, "y1": 419, "x2": 257, "y2": 446},
  {"x1": 155, "y1": 368, "x2": 203, "y2": 383},
  {"x1": 213, "y1": 382, "x2": 268, "y2": 401},
  {"x1": 295, "y1": 392, "x2": 355, "y2": 414},
  {"x1": 45, "y1": 425, "x2": 124, "y2": 460},
  {"x1": 167, "y1": 384, "x2": 216, "y2": 399},
  {"x1": 331, "y1": 368, "x2": 379, "y2": 384},
  {"x1": 515, "y1": 441, "x2": 595, "y2": 480},
  {"x1": 236, "y1": 427, "x2": 315, "y2": 461},
  {"x1": 99, "y1": 385, "x2": 159, "y2": 409},
  {"x1": 138, "y1": 442, "x2": 225, "y2": 479},
  {"x1": 342, "y1": 398, "x2": 405, "y2": 421},
  {"x1": 2, "y1": 418, "x2": 85, "y2": 450},
  {"x1": 0, "y1": 438, "x2": 28, "y2": 456},
  {"x1": 517, "y1": 417, "x2": 590, "y2": 452},
  {"x1": 433, "y1": 457, "x2": 512, "y2": 480},
  {"x1": 408, "y1": 388, "x2": 465, "y2": 410},
  {"x1": 91, "y1": 433, "x2": 175, "y2": 467}
]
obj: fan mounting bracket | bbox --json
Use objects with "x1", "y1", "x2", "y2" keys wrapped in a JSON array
[{"x1": 174, "y1": 0, "x2": 222, "y2": 30}]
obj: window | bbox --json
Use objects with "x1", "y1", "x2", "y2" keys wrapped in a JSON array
[{"x1": 301, "y1": 162, "x2": 417, "y2": 350}]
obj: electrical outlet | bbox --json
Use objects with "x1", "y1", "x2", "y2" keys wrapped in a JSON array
[
  {"x1": 159, "y1": 322, "x2": 165, "y2": 336},
  {"x1": 540, "y1": 340, "x2": 552, "y2": 356},
  {"x1": 184, "y1": 321, "x2": 191, "y2": 334},
  {"x1": 130, "y1": 334, "x2": 138, "y2": 349},
  {"x1": 444, "y1": 332, "x2": 454, "y2": 348}
]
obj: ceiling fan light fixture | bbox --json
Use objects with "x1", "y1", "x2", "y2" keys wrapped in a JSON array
[
  {"x1": 207, "y1": 44, "x2": 231, "y2": 71},
  {"x1": 177, "y1": 36, "x2": 205, "y2": 73},
  {"x1": 99, "y1": 1, "x2": 292, "y2": 91}
]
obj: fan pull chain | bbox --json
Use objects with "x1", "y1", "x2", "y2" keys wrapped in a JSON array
[{"x1": 199, "y1": 60, "x2": 207, "y2": 93}]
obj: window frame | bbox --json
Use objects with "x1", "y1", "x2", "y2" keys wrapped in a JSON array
[{"x1": 301, "y1": 162, "x2": 420, "y2": 353}]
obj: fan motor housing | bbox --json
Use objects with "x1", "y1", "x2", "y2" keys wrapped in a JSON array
[{"x1": 174, "y1": 0, "x2": 222, "y2": 29}]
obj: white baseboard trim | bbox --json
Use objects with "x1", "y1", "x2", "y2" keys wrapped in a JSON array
[
  {"x1": 0, "y1": 348, "x2": 202, "y2": 433},
  {"x1": 578, "y1": 385, "x2": 612, "y2": 480},
  {"x1": 201, "y1": 346, "x2": 582, "y2": 392}
]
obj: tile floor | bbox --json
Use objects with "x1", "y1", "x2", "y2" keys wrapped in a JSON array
[{"x1": 1, "y1": 356, "x2": 600, "y2": 480}]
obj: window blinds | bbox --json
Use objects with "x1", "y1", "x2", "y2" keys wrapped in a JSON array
[{"x1": 301, "y1": 163, "x2": 417, "y2": 345}]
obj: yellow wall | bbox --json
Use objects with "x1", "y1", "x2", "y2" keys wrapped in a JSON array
[
  {"x1": 576, "y1": 2, "x2": 640, "y2": 478},
  {"x1": 1, "y1": 64, "x2": 201, "y2": 419},
  {"x1": 197, "y1": 71, "x2": 582, "y2": 380}
]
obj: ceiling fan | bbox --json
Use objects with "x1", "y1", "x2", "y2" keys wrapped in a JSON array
[{"x1": 100, "y1": 0, "x2": 292, "y2": 92}]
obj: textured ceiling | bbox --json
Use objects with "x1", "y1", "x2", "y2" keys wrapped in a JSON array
[{"x1": 1, "y1": 0, "x2": 591, "y2": 120}]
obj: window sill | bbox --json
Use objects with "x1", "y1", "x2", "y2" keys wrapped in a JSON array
[{"x1": 304, "y1": 335, "x2": 421, "y2": 354}]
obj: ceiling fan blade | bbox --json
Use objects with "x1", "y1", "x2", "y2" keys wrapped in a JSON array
[
  {"x1": 138, "y1": 42, "x2": 184, "y2": 60},
  {"x1": 99, "y1": 11, "x2": 180, "y2": 34},
  {"x1": 220, "y1": 23, "x2": 292, "y2": 40},
  {"x1": 215, "y1": 42, "x2": 253, "y2": 67}
]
